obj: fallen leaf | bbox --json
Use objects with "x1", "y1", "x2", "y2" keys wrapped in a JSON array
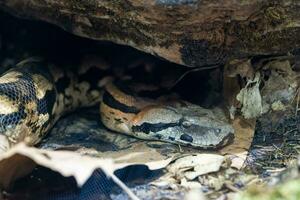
[
  {"x1": 236, "y1": 73, "x2": 264, "y2": 119},
  {"x1": 167, "y1": 154, "x2": 224, "y2": 176},
  {"x1": 184, "y1": 155, "x2": 225, "y2": 180},
  {"x1": 0, "y1": 143, "x2": 115, "y2": 189},
  {"x1": 180, "y1": 178, "x2": 203, "y2": 189},
  {"x1": 0, "y1": 142, "x2": 171, "y2": 200},
  {"x1": 220, "y1": 117, "x2": 256, "y2": 169}
]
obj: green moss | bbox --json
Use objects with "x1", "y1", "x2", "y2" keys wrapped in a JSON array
[
  {"x1": 264, "y1": 6, "x2": 288, "y2": 25},
  {"x1": 237, "y1": 179, "x2": 300, "y2": 200}
]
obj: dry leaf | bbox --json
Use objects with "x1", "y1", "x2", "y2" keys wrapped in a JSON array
[
  {"x1": 236, "y1": 73, "x2": 263, "y2": 119},
  {"x1": 0, "y1": 142, "x2": 172, "y2": 200},
  {"x1": 180, "y1": 178, "x2": 203, "y2": 189},
  {"x1": 220, "y1": 117, "x2": 256, "y2": 169},
  {"x1": 184, "y1": 155, "x2": 225, "y2": 180},
  {"x1": 167, "y1": 154, "x2": 224, "y2": 175},
  {"x1": 0, "y1": 143, "x2": 116, "y2": 189}
]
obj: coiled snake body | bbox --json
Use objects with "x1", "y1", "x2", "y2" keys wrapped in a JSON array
[{"x1": 0, "y1": 57, "x2": 234, "y2": 151}]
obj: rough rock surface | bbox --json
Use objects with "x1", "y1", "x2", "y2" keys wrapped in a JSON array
[{"x1": 1, "y1": 0, "x2": 300, "y2": 67}]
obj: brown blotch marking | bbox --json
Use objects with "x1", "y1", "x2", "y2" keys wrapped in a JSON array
[
  {"x1": 100, "y1": 102, "x2": 135, "y2": 133},
  {"x1": 101, "y1": 102, "x2": 135, "y2": 122},
  {"x1": 114, "y1": 118, "x2": 123, "y2": 124},
  {"x1": 25, "y1": 101, "x2": 38, "y2": 113}
]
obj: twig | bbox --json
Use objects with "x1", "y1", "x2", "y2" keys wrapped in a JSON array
[
  {"x1": 224, "y1": 182, "x2": 240, "y2": 192},
  {"x1": 284, "y1": 128, "x2": 298, "y2": 135},
  {"x1": 295, "y1": 88, "x2": 300, "y2": 116},
  {"x1": 110, "y1": 173, "x2": 140, "y2": 200},
  {"x1": 178, "y1": 144, "x2": 183, "y2": 153},
  {"x1": 168, "y1": 65, "x2": 219, "y2": 89}
]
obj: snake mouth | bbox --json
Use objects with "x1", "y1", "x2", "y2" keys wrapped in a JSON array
[
  {"x1": 183, "y1": 131, "x2": 234, "y2": 150},
  {"x1": 208, "y1": 131, "x2": 235, "y2": 150}
]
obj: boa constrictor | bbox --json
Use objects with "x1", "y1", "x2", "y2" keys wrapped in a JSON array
[{"x1": 0, "y1": 57, "x2": 234, "y2": 152}]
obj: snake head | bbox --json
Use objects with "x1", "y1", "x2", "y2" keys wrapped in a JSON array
[
  {"x1": 131, "y1": 103, "x2": 234, "y2": 149},
  {"x1": 177, "y1": 110, "x2": 234, "y2": 149}
]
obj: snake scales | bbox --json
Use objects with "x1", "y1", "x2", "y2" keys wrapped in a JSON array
[{"x1": 0, "y1": 56, "x2": 234, "y2": 152}]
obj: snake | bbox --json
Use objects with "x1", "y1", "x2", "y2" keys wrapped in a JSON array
[{"x1": 0, "y1": 56, "x2": 234, "y2": 152}]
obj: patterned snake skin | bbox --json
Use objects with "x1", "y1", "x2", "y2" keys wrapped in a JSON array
[{"x1": 0, "y1": 57, "x2": 234, "y2": 152}]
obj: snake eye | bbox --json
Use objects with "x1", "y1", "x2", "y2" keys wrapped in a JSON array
[{"x1": 182, "y1": 121, "x2": 192, "y2": 128}]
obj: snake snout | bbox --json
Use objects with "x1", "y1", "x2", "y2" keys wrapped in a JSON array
[{"x1": 177, "y1": 120, "x2": 235, "y2": 149}]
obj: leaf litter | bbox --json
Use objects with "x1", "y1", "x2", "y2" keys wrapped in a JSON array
[{"x1": 0, "y1": 56, "x2": 299, "y2": 200}]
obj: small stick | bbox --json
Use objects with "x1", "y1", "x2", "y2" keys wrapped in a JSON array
[
  {"x1": 296, "y1": 89, "x2": 300, "y2": 116},
  {"x1": 168, "y1": 65, "x2": 219, "y2": 89},
  {"x1": 110, "y1": 173, "x2": 140, "y2": 200}
]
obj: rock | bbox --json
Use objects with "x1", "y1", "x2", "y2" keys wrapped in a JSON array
[{"x1": 1, "y1": 1, "x2": 300, "y2": 67}]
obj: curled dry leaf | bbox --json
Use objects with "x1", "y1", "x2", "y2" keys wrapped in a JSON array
[
  {"x1": 0, "y1": 142, "x2": 173, "y2": 198},
  {"x1": 167, "y1": 154, "x2": 225, "y2": 180},
  {"x1": 236, "y1": 73, "x2": 263, "y2": 119},
  {"x1": 0, "y1": 143, "x2": 113, "y2": 189}
]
